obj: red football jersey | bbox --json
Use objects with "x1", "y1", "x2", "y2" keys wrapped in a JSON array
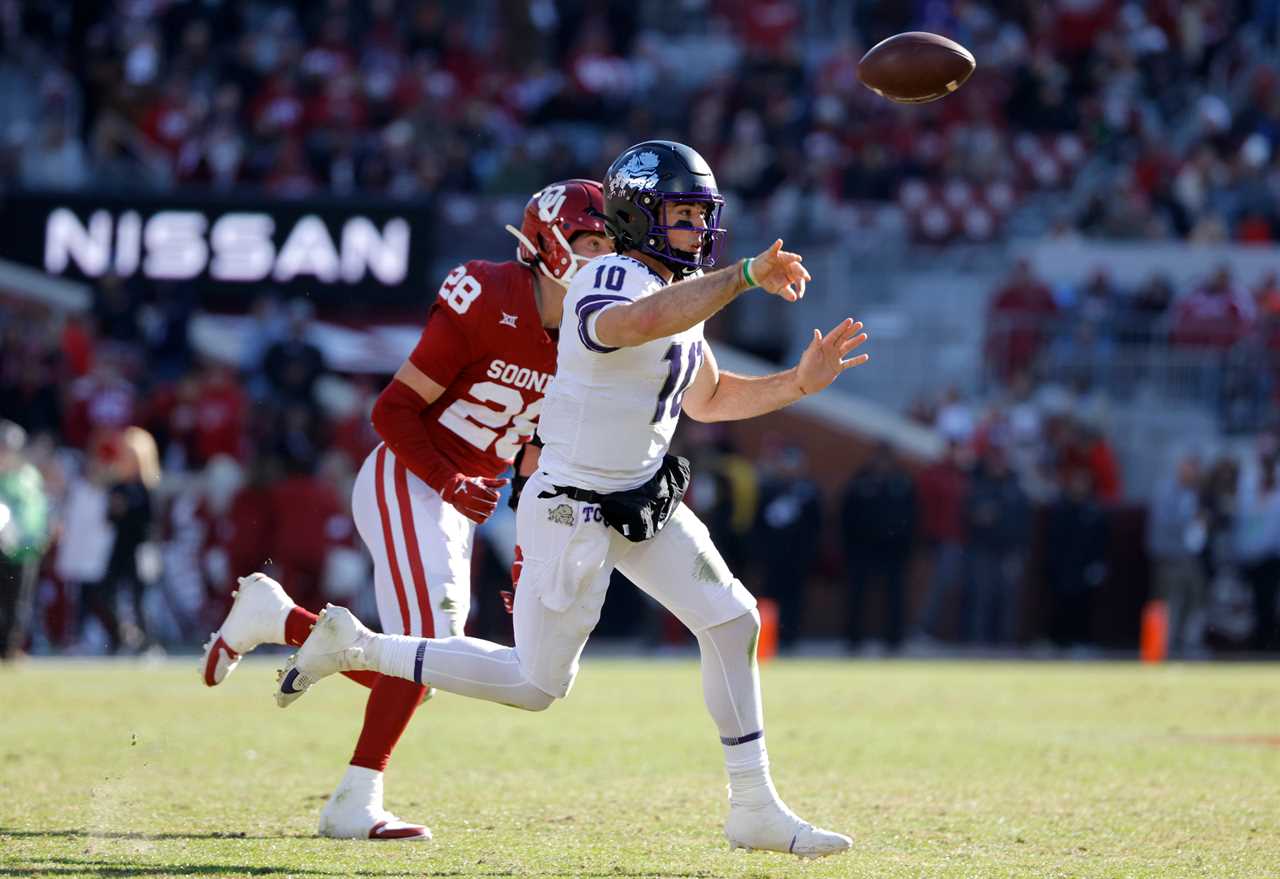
[{"x1": 405, "y1": 260, "x2": 557, "y2": 480}]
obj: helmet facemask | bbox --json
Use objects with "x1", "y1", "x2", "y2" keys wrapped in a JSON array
[{"x1": 630, "y1": 190, "x2": 726, "y2": 276}]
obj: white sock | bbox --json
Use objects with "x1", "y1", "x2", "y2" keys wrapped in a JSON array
[
  {"x1": 370, "y1": 634, "x2": 422, "y2": 681},
  {"x1": 723, "y1": 736, "x2": 781, "y2": 808},
  {"x1": 328, "y1": 764, "x2": 383, "y2": 814}
]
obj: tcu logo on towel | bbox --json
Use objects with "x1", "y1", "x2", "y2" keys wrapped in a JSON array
[{"x1": 536, "y1": 185, "x2": 567, "y2": 223}]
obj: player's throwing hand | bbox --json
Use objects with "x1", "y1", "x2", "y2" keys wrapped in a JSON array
[
  {"x1": 745, "y1": 239, "x2": 810, "y2": 302},
  {"x1": 794, "y1": 318, "x2": 870, "y2": 395}
]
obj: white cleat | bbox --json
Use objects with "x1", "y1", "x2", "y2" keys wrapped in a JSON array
[
  {"x1": 725, "y1": 801, "x2": 852, "y2": 859},
  {"x1": 200, "y1": 573, "x2": 295, "y2": 687},
  {"x1": 275, "y1": 604, "x2": 375, "y2": 708},
  {"x1": 318, "y1": 766, "x2": 430, "y2": 841}
]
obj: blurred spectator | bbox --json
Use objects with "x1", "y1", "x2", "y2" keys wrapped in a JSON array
[
  {"x1": 82, "y1": 428, "x2": 161, "y2": 653},
  {"x1": 752, "y1": 444, "x2": 821, "y2": 649},
  {"x1": 915, "y1": 440, "x2": 972, "y2": 641},
  {"x1": 1044, "y1": 469, "x2": 1109, "y2": 649},
  {"x1": 840, "y1": 442, "x2": 916, "y2": 651},
  {"x1": 985, "y1": 260, "x2": 1057, "y2": 385},
  {"x1": 0, "y1": 315, "x2": 63, "y2": 438},
  {"x1": 1118, "y1": 273, "x2": 1175, "y2": 347},
  {"x1": 93, "y1": 274, "x2": 142, "y2": 345},
  {"x1": 265, "y1": 455, "x2": 347, "y2": 613},
  {"x1": 935, "y1": 386, "x2": 977, "y2": 445},
  {"x1": 1146, "y1": 453, "x2": 1208, "y2": 656},
  {"x1": 1171, "y1": 266, "x2": 1254, "y2": 350},
  {"x1": 19, "y1": 117, "x2": 89, "y2": 189},
  {"x1": 1236, "y1": 449, "x2": 1280, "y2": 651},
  {"x1": 1056, "y1": 419, "x2": 1123, "y2": 504},
  {"x1": 63, "y1": 349, "x2": 139, "y2": 449},
  {"x1": 0, "y1": 422, "x2": 51, "y2": 660},
  {"x1": 202, "y1": 456, "x2": 278, "y2": 618},
  {"x1": 964, "y1": 445, "x2": 1031, "y2": 645},
  {"x1": 241, "y1": 295, "x2": 288, "y2": 377},
  {"x1": 187, "y1": 362, "x2": 249, "y2": 466},
  {"x1": 1200, "y1": 455, "x2": 1242, "y2": 647},
  {"x1": 59, "y1": 435, "x2": 119, "y2": 650},
  {"x1": 263, "y1": 300, "x2": 325, "y2": 404}
]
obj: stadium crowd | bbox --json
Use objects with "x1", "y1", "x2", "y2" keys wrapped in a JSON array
[
  {"x1": 3, "y1": 0, "x2": 1280, "y2": 242},
  {"x1": 984, "y1": 259, "x2": 1280, "y2": 432}
]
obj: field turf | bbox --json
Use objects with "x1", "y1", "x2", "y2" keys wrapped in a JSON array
[{"x1": 1, "y1": 657, "x2": 1278, "y2": 879}]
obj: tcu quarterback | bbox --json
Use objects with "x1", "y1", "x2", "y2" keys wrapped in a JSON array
[
  {"x1": 278, "y1": 141, "x2": 869, "y2": 857},
  {"x1": 200, "y1": 179, "x2": 610, "y2": 840}
]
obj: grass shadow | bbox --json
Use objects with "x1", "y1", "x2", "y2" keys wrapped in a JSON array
[
  {"x1": 2, "y1": 856, "x2": 727, "y2": 879},
  {"x1": 0, "y1": 828, "x2": 301, "y2": 841}
]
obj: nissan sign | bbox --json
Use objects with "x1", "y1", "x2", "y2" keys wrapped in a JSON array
[{"x1": 0, "y1": 190, "x2": 434, "y2": 307}]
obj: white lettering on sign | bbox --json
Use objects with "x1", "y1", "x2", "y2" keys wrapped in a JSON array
[
  {"x1": 144, "y1": 211, "x2": 208, "y2": 280},
  {"x1": 44, "y1": 208, "x2": 111, "y2": 276},
  {"x1": 341, "y1": 216, "x2": 409, "y2": 284},
  {"x1": 210, "y1": 213, "x2": 276, "y2": 282},
  {"x1": 40, "y1": 208, "x2": 411, "y2": 287}
]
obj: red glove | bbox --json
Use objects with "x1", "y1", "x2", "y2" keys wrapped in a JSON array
[
  {"x1": 501, "y1": 545, "x2": 523, "y2": 614},
  {"x1": 441, "y1": 473, "x2": 509, "y2": 524}
]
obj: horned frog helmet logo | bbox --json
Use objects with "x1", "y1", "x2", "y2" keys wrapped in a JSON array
[
  {"x1": 536, "y1": 184, "x2": 567, "y2": 223},
  {"x1": 609, "y1": 150, "x2": 661, "y2": 197}
]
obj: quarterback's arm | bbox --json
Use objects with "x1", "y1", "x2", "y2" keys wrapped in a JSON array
[
  {"x1": 681, "y1": 345, "x2": 804, "y2": 423},
  {"x1": 682, "y1": 319, "x2": 870, "y2": 422},
  {"x1": 594, "y1": 240, "x2": 811, "y2": 349},
  {"x1": 594, "y1": 262, "x2": 749, "y2": 349}
]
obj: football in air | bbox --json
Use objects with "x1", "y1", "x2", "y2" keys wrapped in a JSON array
[{"x1": 857, "y1": 31, "x2": 975, "y2": 104}]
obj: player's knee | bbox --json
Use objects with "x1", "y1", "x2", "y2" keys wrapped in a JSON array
[
  {"x1": 706, "y1": 606, "x2": 761, "y2": 649},
  {"x1": 516, "y1": 685, "x2": 557, "y2": 712}
]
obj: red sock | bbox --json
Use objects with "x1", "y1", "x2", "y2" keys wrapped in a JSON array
[
  {"x1": 284, "y1": 606, "x2": 317, "y2": 646},
  {"x1": 284, "y1": 606, "x2": 380, "y2": 689},
  {"x1": 349, "y1": 674, "x2": 427, "y2": 772}
]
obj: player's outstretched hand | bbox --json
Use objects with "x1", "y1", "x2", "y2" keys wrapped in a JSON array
[
  {"x1": 794, "y1": 318, "x2": 870, "y2": 395},
  {"x1": 747, "y1": 239, "x2": 810, "y2": 302},
  {"x1": 442, "y1": 474, "x2": 510, "y2": 524}
]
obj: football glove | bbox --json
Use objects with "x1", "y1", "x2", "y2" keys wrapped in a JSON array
[
  {"x1": 442, "y1": 474, "x2": 509, "y2": 525},
  {"x1": 500, "y1": 545, "x2": 523, "y2": 615}
]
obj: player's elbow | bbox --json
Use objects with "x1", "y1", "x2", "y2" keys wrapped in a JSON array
[
  {"x1": 681, "y1": 403, "x2": 724, "y2": 424},
  {"x1": 370, "y1": 380, "x2": 421, "y2": 437}
]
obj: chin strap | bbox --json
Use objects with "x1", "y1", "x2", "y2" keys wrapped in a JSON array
[{"x1": 505, "y1": 224, "x2": 590, "y2": 287}]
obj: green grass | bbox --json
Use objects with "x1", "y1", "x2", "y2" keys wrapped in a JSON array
[{"x1": 1, "y1": 657, "x2": 1278, "y2": 879}]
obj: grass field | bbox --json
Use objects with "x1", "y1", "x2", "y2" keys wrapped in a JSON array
[{"x1": 1, "y1": 657, "x2": 1278, "y2": 879}]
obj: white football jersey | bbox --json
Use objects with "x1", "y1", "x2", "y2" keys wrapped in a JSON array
[{"x1": 538, "y1": 253, "x2": 705, "y2": 493}]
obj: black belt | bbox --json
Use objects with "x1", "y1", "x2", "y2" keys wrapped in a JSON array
[{"x1": 537, "y1": 483, "x2": 605, "y2": 504}]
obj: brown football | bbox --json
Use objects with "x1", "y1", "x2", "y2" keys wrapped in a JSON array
[{"x1": 857, "y1": 32, "x2": 975, "y2": 104}]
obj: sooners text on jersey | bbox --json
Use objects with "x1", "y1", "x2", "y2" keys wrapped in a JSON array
[{"x1": 407, "y1": 260, "x2": 557, "y2": 479}]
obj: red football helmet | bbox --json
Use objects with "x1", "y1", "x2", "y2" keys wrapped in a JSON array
[{"x1": 506, "y1": 178, "x2": 606, "y2": 285}]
